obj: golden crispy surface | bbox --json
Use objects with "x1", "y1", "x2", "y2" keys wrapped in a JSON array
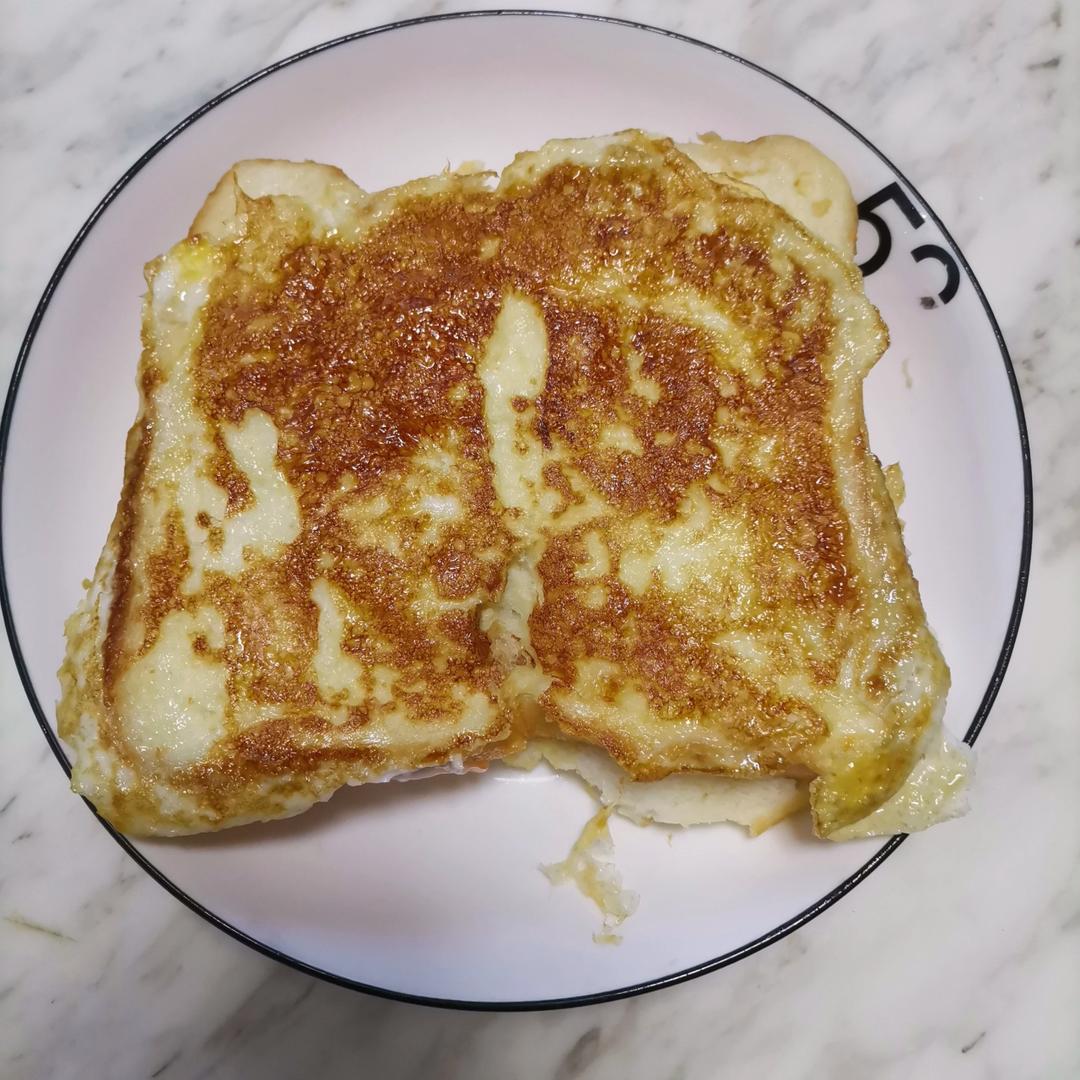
[{"x1": 59, "y1": 132, "x2": 948, "y2": 836}]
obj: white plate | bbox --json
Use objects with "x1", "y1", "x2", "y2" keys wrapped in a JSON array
[{"x1": 0, "y1": 13, "x2": 1030, "y2": 1008}]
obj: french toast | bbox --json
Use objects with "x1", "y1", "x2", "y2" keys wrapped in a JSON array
[{"x1": 59, "y1": 131, "x2": 956, "y2": 837}]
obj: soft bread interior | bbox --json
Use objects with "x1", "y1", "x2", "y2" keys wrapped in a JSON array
[{"x1": 506, "y1": 739, "x2": 808, "y2": 835}]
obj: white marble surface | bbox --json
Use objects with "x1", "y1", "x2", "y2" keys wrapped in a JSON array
[{"x1": 1, "y1": 1, "x2": 1077, "y2": 1077}]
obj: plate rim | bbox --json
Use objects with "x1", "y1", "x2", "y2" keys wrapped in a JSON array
[{"x1": 0, "y1": 9, "x2": 1033, "y2": 1011}]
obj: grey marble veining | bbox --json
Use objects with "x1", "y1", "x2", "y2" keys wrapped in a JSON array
[{"x1": 2, "y1": 2, "x2": 1077, "y2": 1078}]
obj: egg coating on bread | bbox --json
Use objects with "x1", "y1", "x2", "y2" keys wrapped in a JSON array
[{"x1": 59, "y1": 132, "x2": 950, "y2": 837}]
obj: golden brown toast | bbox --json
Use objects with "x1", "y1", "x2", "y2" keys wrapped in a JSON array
[{"x1": 59, "y1": 131, "x2": 950, "y2": 836}]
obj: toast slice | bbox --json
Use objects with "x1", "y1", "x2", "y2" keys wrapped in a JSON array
[
  {"x1": 474, "y1": 133, "x2": 949, "y2": 836},
  {"x1": 59, "y1": 163, "x2": 528, "y2": 835}
]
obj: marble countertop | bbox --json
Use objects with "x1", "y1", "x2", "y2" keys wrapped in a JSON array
[{"x1": 2, "y1": 1, "x2": 1077, "y2": 1077}]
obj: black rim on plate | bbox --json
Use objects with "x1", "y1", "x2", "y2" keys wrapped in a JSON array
[{"x1": 0, "y1": 10, "x2": 1033, "y2": 1011}]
